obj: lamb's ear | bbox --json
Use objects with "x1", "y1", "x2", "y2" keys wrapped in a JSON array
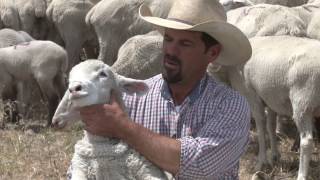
[{"x1": 116, "y1": 74, "x2": 149, "y2": 95}]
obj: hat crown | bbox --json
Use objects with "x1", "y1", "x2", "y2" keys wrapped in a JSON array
[{"x1": 167, "y1": 0, "x2": 227, "y2": 25}]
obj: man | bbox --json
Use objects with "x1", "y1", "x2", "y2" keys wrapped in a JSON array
[{"x1": 78, "y1": 0, "x2": 252, "y2": 179}]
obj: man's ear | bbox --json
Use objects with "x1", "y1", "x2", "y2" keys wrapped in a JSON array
[{"x1": 207, "y1": 44, "x2": 222, "y2": 63}]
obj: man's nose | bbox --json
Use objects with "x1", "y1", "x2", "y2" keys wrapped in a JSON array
[{"x1": 164, "y1": 42, "x2": 180, "y2": 56}]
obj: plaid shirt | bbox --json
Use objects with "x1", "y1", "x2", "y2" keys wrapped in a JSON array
[{"x1": 123, "y1": 74, "x2": 251, "y2": 180}]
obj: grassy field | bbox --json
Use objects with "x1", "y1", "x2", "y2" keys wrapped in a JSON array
[{"x1": 0, "y1": 101, "x2": 319, "y2": 180}]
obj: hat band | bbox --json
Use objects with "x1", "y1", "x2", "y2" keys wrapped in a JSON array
[{"x1": 167, "y1": 18, "x2": 195, "y2": 25}]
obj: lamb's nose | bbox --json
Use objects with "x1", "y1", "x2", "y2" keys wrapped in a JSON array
[{"x1": 69, "y1": 84, "x2": 82, "y2": 93}]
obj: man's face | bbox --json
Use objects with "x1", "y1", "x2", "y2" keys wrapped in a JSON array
[{"x1": 162, "y1": 28, "x2": 220, "y2": 85}]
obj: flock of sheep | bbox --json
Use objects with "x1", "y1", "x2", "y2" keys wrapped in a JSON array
[{"x1": 0, "y1": 0, "x2": 320, "y2": 179}]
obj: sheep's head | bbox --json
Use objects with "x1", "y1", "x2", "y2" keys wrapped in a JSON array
[{"x1": 52, "y1": 59, "x2": 149, "y2": 128}]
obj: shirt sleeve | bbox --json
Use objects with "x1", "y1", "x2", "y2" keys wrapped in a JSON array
[{"x1": 176, "y1": 94, "x2": 251, "y2": 179}]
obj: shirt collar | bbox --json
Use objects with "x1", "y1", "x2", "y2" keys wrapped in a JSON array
[{"x1": 161, "y1": 74, "x2": 209, "y2": 104}]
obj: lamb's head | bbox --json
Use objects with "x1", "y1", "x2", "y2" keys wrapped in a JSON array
[{"x1": 52, "y1": 59, "x2": 149, "y2": 128}]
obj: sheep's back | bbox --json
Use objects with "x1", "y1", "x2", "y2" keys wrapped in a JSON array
[
  {"x1": 227, "y1": 4, "x2": 307, "y2": 38},
  {"x1": 0, "y1": 29, "x2": 26, "y2": 48},
  {"x1": 245, "y1": 36, "x2": 320, "y2": 115},
  {"x1": 0, "y1": 40, "x2": 67, "y2": 80}
]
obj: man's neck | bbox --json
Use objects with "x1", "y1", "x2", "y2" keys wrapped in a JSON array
[{"x1": 168, "y1": 80, "x2": 199, "y2": 105}]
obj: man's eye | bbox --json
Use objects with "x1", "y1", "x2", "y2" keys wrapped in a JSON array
[{"x1": 99, "y1": 71, "x2": 107, "y2": 77}]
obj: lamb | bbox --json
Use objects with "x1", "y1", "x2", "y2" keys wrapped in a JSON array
[
  {"x1": 46, "y1": 0, "x2": 100, "y2": 71},
  {"x1": 227, "y1": 4, "x2": 308, "y2": 38},
  {"x1": 224, "y1": 35, "x2": 320, "y2": 180},
  {"x1": 226, "y1": 0, "x2": 320, "y2": 39},
  {"x1": 219, "y1": 0, "x2": 309, "y2": 11},
  {"x1": 0, "y1": 0, "x2": 20, "y2": 30},
  {"x1": 52, "y1": 60, "x2": 173, "y2": 180},
  {"x1": 112, "y1": 31, "x2": 163, "y2": 80},
  {"x1": 14, "y1": 0, "x2": 50, "y2": 40},
  {"x1": 0, "y1": 40, "x2": 68, "y2": 126},
  {"x1": 0, "y1": 28, "x2": 34, "y2": 48},
  {"x1": 85, "y1": 0, "x2": 172, "y2": 65}
]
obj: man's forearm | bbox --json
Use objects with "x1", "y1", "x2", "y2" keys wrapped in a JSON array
[{"x1": 117, "y1": 118, "x2": 181, "y2": 175}]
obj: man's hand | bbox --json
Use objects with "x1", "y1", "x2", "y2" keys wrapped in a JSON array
[{"x1": 79, "y1": 91, "x2": 130, "y2": 138}]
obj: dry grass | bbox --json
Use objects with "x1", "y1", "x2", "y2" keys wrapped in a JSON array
[{"x1": 0, "y1": 100, "x2": 319, "y2": 180}]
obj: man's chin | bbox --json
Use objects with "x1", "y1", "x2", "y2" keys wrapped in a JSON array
[{"x1": 162, "y1": 71, "x2": 182, "y2": 84}]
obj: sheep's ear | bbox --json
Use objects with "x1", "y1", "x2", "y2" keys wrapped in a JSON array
[{"x1": 116, "y1": 75, "x2": 149, "y2": 95}]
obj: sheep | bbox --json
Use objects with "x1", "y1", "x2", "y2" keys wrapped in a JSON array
[
  {"x1": 52, "y1": 60, "x2": 173, "y2": 180},
  {"x1": 0, "y1": 40, "x2": 68, "y2": 126},
  {"x1": 226, "y1": 0, "x2": 320, "y2": 40},
  {"x1": 14, "y1": 0, "x2": 52, "y2": 40},
  {"x1": 0, "y1": 0, "x2": 20, "y2": 30},
  {"x1": 111, "y1": 31, "x2": 163, "y2": 80},
  {"x1": 46, "y1": 0, "x2": 100, "y2": 71},
  {"x1": 85, "y1": 0, "x2": 173, "y2": 65},
  {"x1": 223, "y1": 35, "x2": 320, "y2": 180},
  {"x1": 219, "y1": 0, "x2": 309, "y2": 11},
  {"x1": 0, "y1": 28, "x2": 34, "y2": 48},
  {"x1": 227, "y1": 4, "x2": 307, "y2": 38},
  {"x1": 0, "y1": 28, "x2": 35, "y2": 121}
]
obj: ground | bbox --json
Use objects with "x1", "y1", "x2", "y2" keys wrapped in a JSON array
[{"x1": 0, "y1": 100, "x2": 319, "y2": 180}]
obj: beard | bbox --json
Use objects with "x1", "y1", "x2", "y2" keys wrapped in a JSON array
[{"x1": 162, "y1": 54, "x2": 182, "y2": 83}]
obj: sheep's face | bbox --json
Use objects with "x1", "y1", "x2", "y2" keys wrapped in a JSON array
[
  {"x1": 68, "y1": 61, "x2": 116, "y2": 108},
  {"x1": 52, "y1": 60, "x2": 149, "y2": 128}
]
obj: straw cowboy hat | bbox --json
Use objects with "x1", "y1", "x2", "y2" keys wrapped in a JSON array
[{"x1": 139, "y1": 0, "x2": 252, "y2": 66}]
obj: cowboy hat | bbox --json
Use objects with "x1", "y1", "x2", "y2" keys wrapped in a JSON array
[{"x1": 139, "y1": 0, "x2": 252, "y2": 66}]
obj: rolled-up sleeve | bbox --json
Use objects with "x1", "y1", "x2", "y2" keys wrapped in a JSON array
[{"x1": 176, "y1": 95, "x2": 251, "y2": 179}]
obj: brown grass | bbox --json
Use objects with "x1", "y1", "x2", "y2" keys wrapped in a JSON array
[{"x1": 0, "y1": 100, "x2": 319, "y2": 180}]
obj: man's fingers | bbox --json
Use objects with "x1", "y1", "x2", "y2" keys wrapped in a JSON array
[{"x1": 109, "y1": 90, "x2": 120, "y2": 105}]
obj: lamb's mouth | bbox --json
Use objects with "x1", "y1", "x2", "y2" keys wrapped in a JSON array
[{"x1": 70, "y1": 91, "x2": 89, "y2": 100}]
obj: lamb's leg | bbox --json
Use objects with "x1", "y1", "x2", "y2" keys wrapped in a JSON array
[
  {"x1": 276, "y1": 115, "x2": 287, "y2": 135},
  {"x1": 36, "y1": 78, "x2": 60, "y2": 126},
  {"x1": 53, "y1": 73, "x2": 67, "y2": 100},
  {"x1": 265, "y1": 107, "x2": 280, "y2": 165},
  {"x1": 16, "y1": 81, "x2": 31, "y2": 119},
  {"x1": 250, "y1": 98, "x2": 269, "y2": 171},
  {"x1": 290, "y1": 89, "x2": 315, "y2": 180},
  {"x1": 293, "y1": 113, "x2": 313, "y2": 180},
  {"x1": 71, "y1": 167, "x2": 88, "y2": 180}
]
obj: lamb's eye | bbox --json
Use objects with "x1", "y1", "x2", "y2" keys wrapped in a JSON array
[{"x1": 99, "y1": 71, "x2": 107, "y2": 77}]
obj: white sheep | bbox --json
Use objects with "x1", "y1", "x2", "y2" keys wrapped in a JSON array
[
  {"x1": 85, "y1": 0, "x2": 172, "y2": 65},
  {"x1": 0, "y1": 40, "x2": 68, "y2": 125},
  {"x1": 0, "y1": 28, "x2": 34, "y2": 48},
  {"x1": 52, "y1": 60, "x2": 173, "y2": 180},
  {"x1": 224, "y1": 35, "x2": 320, "y2": 180},
  {"x1": 0, "y1": 28, "x2": 35, "y2": 115},
  {"x1": 46, "y1": 0, "x2": 100, "y2": 71},
  {"x1": 14, "y1": 0, "x2": 51, "y2": 40},
  {"x1": 227, "y1": 4, "x2": 307, "y2": 38},
  {"x1": 0, "y1": 0, "x2": 20, "y2": 30},
  {"x1": 112, "y1": 31, "x2": 163, "y2": 80},
  {"x1": 219, "y1": 0, "x2": 309, "y2": 11}
]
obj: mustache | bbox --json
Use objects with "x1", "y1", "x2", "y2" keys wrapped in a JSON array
[{"x1": 164, "y1": 54, "x2": 181, "y2": 65}]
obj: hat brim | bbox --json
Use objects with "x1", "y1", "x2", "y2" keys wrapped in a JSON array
[{"x1": 139, "y1": 4, "x2": 252, "y2": 66}]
